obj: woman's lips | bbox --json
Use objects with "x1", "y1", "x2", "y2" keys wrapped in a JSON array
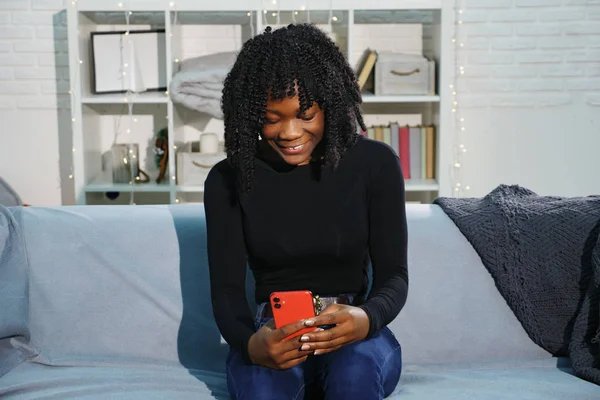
[{"x1": 277, "y1": 142, "x2": 307, "y2": 155}]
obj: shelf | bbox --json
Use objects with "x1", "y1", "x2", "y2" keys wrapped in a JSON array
[
  {"x1": 74, "y1": 0, "x2": 443, "y2": 12},
  {"x1": 354, "y1": 9, "x2": 438, "y2": 24},
  {"x1": 405, "y1": 179, "x2": 439, "y2": 192},
  {"x1": 84, "y1": 178, "x2": 437, "y2": 194},
  {"x1": 80, "y1": 10, "x2": 166, "y2": 25},
  {"x1": 85, "y1": 183, "x2": 172, "y2": 193},
  {"x1": 176, "y1": 185, "x2": 205, "y2": 193},
  {"x1": 362, "y1": 95, "x2": 440, "y2": 103},
  {"x1": 84, "y1": 177, "x2": 438, "y2": 196},
  {"x1": 81, "y1": 92, "x2": 169, "y2": 105},
  {"x1": 85, "y1": 173, "x2": 172, "y2": 192},
  {"x1": 175, "y1": 181, "x2": 436, "y2": 193}
]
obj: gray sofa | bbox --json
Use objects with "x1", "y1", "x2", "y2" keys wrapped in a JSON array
[{"x1": 1, "y1": 204, "x2": 598, "y2": 399}]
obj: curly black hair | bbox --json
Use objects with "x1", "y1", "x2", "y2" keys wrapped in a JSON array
[{"x1": 221, "y1": 23, "x2": 366, "y2": 193}]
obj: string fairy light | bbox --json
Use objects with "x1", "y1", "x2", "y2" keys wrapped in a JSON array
[
  {"x1": 450, "y1": 0, "x2": 470, "y2": 197},
  {"x1": 170, "y1": 4, "x2": 178, "y2": 185},
  {"x1": 62, "y1": 0, "x2": 81, "y2": 192},
  {"x1": 262, "y1": 1, "x2": 323, "y2": 35},
  {"x1": 169, "y1": 2, "x2": 182, "y2": 203},
  {"x1": 248, "y1": 11, "x2": 255, "y2": 35},
  {"x1": 64, "y1": 0, "x2": 141, "y2": 204},
  {"x1": 276, "y1": 0, "x2": 281, "y2": 25},
  {"x1": 94, "y1": 1, "x2": 140, "y2": 205},
  {"x1": 170, "y1": 2, "x2": 179, "y2": 68},
  {"x1": 126, "y1": 3, "x2": 139, "y2": 203}
]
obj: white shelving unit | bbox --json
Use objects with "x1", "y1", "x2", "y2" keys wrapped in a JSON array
[
  {"x1": 67, "y1": 0, "x2": 454, "y2": 205},
  {"x1": 81, "y1": 92, "x2": 170, "y2": 104},
  {"x1": 361, "y1": 95, "x2": 441, "y2": 103}
]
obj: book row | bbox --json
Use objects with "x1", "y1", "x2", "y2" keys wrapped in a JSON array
[{"x1": 363, "y1": 124, "x2": 436, "y2": 180}]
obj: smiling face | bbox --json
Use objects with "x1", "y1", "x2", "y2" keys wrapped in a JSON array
[{"x1": 261, "y1": 93, "x2": 325, "y2": 166}]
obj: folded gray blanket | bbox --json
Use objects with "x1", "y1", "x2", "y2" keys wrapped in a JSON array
[
  {"x1": 434, "y1": 185, "x2": 600, "y2": 385},
  {"x1": 169, "y1": 52, "x2": 238, "y2": 119}
]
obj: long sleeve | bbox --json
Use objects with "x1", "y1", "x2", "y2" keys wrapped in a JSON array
[
  {"x1": 359, "y1": 152, "x2": 409, "y2": 336},
  {"x1": 204, "y1": 164, "x2": 256, "y2": 364}
]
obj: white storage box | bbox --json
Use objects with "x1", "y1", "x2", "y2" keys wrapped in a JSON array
[
  {"x1": 176, "y1": 142, "x2": 226, "y2": 187},
  {"x1": 375, "y1": 52, "x2": 435, "y2": 96}
]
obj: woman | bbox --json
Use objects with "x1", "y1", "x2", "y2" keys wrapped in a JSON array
[{"x1": 204, "y1": 23, "x2": 408, "y2": 400}]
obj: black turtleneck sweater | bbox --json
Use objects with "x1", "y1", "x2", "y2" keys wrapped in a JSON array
[{"x1": 204, "y1": 135, "x2": 408, "y2": 364}]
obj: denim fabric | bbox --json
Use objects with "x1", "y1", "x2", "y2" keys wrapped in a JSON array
[{"x1": 226, "y1": 309, "x2": 402, "y2": 400}]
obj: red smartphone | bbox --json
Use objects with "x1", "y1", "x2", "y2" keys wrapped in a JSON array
[{"x1": 269, "y1": 290, "x2": 316, "y2": 341}]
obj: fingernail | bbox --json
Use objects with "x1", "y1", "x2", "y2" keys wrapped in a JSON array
[
  {"x1": 314, "y1": 350, "x2": 322, "y2": 356},
  {"x1": 300, "y1": 335, "x2": 309, "y2": 342},
  {"x1": 317, "y1": 328, "x2": 325, "y2": 332},
  {"x1": 304, "y1": 320, "x2": 315, "y2": 326},
  {"x1": 301, "y1": 344, "x2": 310, "y2": 351}
]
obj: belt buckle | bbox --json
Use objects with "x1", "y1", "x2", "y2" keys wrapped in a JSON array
[{"x1": 313, "y1": 295, "x2": 323, "y2": 315}]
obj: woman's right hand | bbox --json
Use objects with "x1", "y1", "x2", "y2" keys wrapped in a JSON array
[{"x1": 247, "y1": 319, "x2": 315, "y2": 370}]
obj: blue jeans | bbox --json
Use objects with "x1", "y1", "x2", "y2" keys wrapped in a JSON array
[{"x1": 226, "y1": 316, "x2": 402, "y2": 400}]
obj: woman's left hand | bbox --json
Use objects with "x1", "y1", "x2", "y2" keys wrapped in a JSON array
[{"x1": 299, "y1": 304, "x2": 370, "y2": 355}]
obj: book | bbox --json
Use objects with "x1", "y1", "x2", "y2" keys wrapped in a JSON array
[
  {"x1": 409, "y1": 126, "x2": 422, "y2": 180},
  {"x1": 374, "y1": 125, "x2": 383, "y2": 142},
  {"x1": 357, "y1": 50, "x2": 377, "y2": 90},
  {"x1": 390, "y1": 123, "x2": 399, "y2": 157},
  {"x1": 399, "y1": 126, "x2": 411, "y2": 179},
  {"x1": 367, "y1": 127, "x2": 375, "y2": 140},
  {"x1": 426, "y1": 125, "x2": 436, "y2": 179},
  {"x1": 365, "y1": 123, "x2": 437, "y2": 184},
  {"x1": 383, "y1": 126, "x2": 391, "y2": 146},
  {"x1": 421, "y1": 126, "x2": 427, "y2": 179}
]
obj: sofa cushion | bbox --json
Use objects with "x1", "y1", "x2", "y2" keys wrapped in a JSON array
[
  {"x1": 389, "y1": 205, "x2": 550, "y2": 365},
  {"x1": 0, "y1": 206, "x2": 35, "y2": 377},
  {"x1": 390, "y1": 358, "x2": 600, "y2": 400},
  {"x1": 1, "y1": 358, "x2": 597, "y2": 400},
  {"x1": 0, "y1": 362, "x2": 229, "y2": 399},
  {"x1": 20, "y1": 205, "x2": 228, "y2": 372}
]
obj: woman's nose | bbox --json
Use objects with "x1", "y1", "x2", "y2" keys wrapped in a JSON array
[{"x1": 278, "y1": 120, "x2": 303, "y2": 141}]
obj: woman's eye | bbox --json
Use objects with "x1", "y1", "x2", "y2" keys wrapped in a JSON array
[
  {"x1": 300, "y1": 115, "x2": 315, "y2": 121},
  {"x1": 265, "y1": 119, "x2": 279, "y2": 125}
]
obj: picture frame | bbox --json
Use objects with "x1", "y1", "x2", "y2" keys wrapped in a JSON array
[{"x1": 90, "y1": 29, "x2": 167, "y2": 94}]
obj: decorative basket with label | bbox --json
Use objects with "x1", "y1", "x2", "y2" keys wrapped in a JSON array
[
  {"x1": 375, "y1": 52, "x2": 436, "y2": 96},
  {"x1": 176, "y1": 141, "x2": 226, "y2": 187}
]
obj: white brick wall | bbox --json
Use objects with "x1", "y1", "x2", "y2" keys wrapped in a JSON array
[
  {"x1": 0, "y1": 4, "x2": 67, "y2": 110},
  {"x1": 459, "y1": 0, "x2": 600, "y2": 197},
  {"x1": 0, "y1": 0, "x2": 66, "y2": 206}
]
